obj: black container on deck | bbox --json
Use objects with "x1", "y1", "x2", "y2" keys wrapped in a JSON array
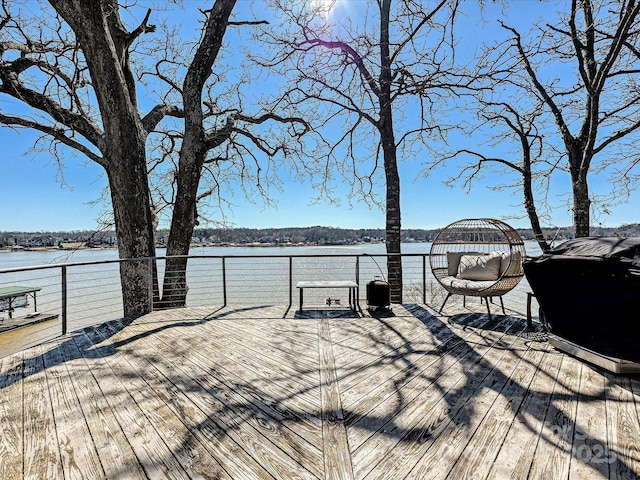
[
  {"x1": 366, "y1": 278, "x2": 390, "y2": 310},
  {"x1": 523, "y1": 237, "x2": 640, "y2": 363}
]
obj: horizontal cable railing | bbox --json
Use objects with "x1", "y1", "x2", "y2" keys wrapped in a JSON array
[{"x1": 0, "y1": 252, "x2": 535, "y2": 351}]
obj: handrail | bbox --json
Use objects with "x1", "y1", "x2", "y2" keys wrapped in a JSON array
[{"x1": 0, "y1": 250, "x2": 531, "y2": 351}]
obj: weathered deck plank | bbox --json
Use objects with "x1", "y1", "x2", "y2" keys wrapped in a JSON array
[
  {"x1": 444, "y1": 336, "x2": 548, "y2": 480},
  {"x1": 58, "y1": 332, "x2": 148, "y2": 480},
  {"x1": 86, "y1": 322, "x2": 231, "y2": 480},
  {"x1": 40, "y1": 342, "x2": 105, "y2": 479},
  {"x1": 318, "y1": 317, "x2": 354, "y2": 480},
  {"x1": 604, "y1": 372, "x2": 640, "y2": 480},
  {"x1": 345, "y1": 315, "x2": 513, "y2": 460},
  {"x1": 379, "y1": 319, "x2": 529, "y2": 480},
  {"x1": 73, "y1": 327, "x2": 193, "y2": 480},
  {"x1": 0, "y1": 303, "x2": 639, "y2": 479},
  {"x1": 569, "y1": 360, "x2": 610, "y2": 480},
  {"x1": 147, "y1": 315, "x2": 324, "y2": 423},
  {"x1": 21, "y1": 349, "x2": 64, "y2": 479},
  {"x1": 121, "y1": 316, "x2": 324, "y2": 479},
  {"x1": 0, "y1": 353, "x2": 24, "y2": 479},
  {"x1": 528, "y1": 353, "x2": 581, "y2": 479},
  {"x1": 483, "y1": 341, "x2": 560, "y2": 480}
]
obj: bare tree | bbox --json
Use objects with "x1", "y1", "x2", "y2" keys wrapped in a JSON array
[
  {"x1": 0, "y1": 0, "x2": 311, "y2": 312},
  {"x1": 462, "y1": 0, "x2": 640, "y2": 238},
  {"x1": 430, "y1": 85, "x2": 557, "y2": 252},
  {"x1": 0, "y1": 0, "x2": 162, "y2": 315},
  {"x1": 138, "y1": 4, "x2": 311, "y2": 307},
  {"x1": 263, "y1": 0, "x2": 460, "y2": 302}
]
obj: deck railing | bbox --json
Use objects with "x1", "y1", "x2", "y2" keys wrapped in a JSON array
[{"x1": 0, "y1": 252, "x2": 533, "y2": 338}]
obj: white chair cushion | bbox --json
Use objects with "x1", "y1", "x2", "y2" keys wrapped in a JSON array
[
  {"x1": 447, "y1": 251, "x2": 482, "y2": 276},
  {"x1": 491, "y1": 251, "x2": 523, "y2": 276},
  {"x1": 457, "y1": 254, "x2": 501, "y2": 281},
  {"x1": 440, "y1": 276, "x2": 497, "y2": 291}
]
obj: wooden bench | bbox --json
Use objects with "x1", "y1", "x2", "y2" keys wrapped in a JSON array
[{"x1": 296, "y1": 281, "x2": 359, "y2": 312}]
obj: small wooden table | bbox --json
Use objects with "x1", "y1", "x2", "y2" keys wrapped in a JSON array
[
  {"x1": 0, "y1": 285, "x2": 41, "y2": 319},
  {"x1": 296, "y1": 281, "x2": 359, "y2": 312}
]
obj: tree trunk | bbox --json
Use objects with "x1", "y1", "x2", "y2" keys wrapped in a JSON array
[
  {"x1": 567, "y1": 144, "x2": 591, "y2": 238},
  {"x1": 379, "y1": 0, "x2": 402, "y2": 303},
  {"x1": 524, "y1": 192, "x2": 551, "y2": 253},
  {"x1": 522, "y1": 158, "x2": 551, "y2": 253},
  {"x1": 107, "y1": 157, "x2": 157, "y2": 316},
  {"x1": 161, "y1": 146, "x2": 203, "y2": 307},
  {"x1": 160, "y1": 0, "x2": 237, "y2": 307},
  {"x1": 572, "y1": 171, "x2": 591, "y2": 238},
  {"x1": 50, "y1": 0, "x2": 157, "y2": 316},
  {"x1": 383, "y1": 142, "x2": 403, "y2": 303}
]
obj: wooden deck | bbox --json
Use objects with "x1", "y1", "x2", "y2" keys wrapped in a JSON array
[{"x1": 1, "y1": 303, "x2": 639, "y2": 479}]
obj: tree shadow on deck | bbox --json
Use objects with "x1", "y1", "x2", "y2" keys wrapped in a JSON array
[
  {"x1": 133, "y1": 304, "x2": 637, "y2": 478},
  {"x1": 447, "y1": 311, "x2": 549, "y2": 343},
  {"x1": 399, "y1": 304, "x2": 634, "y2": 478},
  {"x1": 1, "y1": 304, "x2": 638, "y2": 478},
  {"x1": 0, "y1": 316, "x2": 137, "y2": 390},
  {"x1": 0, "y1": 304, "x2": 270, "y2": 389}
]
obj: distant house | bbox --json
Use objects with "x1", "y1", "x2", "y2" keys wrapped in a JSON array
[{"x1": 28, "y1": 236, "x2": 57, "y2": 247}]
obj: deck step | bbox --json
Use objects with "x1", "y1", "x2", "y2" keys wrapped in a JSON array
[{"x1": 0, "y1": 312, "x2": 59, "y2": 333}]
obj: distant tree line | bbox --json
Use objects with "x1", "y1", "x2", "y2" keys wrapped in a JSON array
[{"x1": 2, "y1": 224, "x2": 639, "y2": 249}]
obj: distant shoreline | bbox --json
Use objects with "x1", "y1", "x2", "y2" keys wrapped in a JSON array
[
  {"x1": 2, "y1": 223, "x2": 639, "y2": 252},
  {"x1": 0, "y1": 244, "x2": 118, "y2": 253},
  {"x1": 0, "y1": 240, "x2": 390, "y2": 253}
]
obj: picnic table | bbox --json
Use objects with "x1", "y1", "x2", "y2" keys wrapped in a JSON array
[{"x1": 0, "y1": 285, "x2": 41, "y2": 319}]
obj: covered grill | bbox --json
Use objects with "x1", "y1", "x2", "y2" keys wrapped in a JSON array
[{"x1": 523, "y1": 237, "x2": 640, "y2": 373}]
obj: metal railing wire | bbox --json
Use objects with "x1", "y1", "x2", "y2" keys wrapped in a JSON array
[{"x1": 0, "y1": 252, "x2": 534, "y2": 340}]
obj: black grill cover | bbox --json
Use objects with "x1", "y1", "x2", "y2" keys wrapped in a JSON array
[{"x1": 523, "y1": 237, "x2": 640, "y2": 362}]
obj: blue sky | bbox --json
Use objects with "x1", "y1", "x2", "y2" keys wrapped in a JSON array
[{"x1": 1, "y1": 0, "x2": 638, "y2": 233}]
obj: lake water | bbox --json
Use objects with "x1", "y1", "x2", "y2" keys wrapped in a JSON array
[
  {"x1": 0, "y1": 242, "x2": 432, "y2": 268},
  {"x1": 0, "y1": 241, "x2": 543, "y2": 270}
]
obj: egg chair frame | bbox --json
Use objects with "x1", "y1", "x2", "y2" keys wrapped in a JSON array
[{"x1": 429, "y1": 218, "x2": 526, "y2": 319}]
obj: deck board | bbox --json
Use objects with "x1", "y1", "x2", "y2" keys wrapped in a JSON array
[
  {"x1": 395, "y1": 319, "x2": 530, "y2": 480},
  {"x1": 318, "y1": 317, "x2": 354, "y2": 480},
  {"x1": 0, "y1": 303, "x2": 639, "y2": 479},
  {"x1": 40, "y1": 342, "x2": 105, "y2": 479},
  {"x1": 22, "y1": 349, "x2": 65, "y2": 479},
  {"x1": 58, "y1": 331, "x2": 148, "y2": 480},
  {"x1": 77, "y1": 326, "x2": 193, "y2": 480},
  {"x1": 569, "y1": 360, "x2": 610, "y2": 480},
  {"x1": 483, "y1": 340, "x2": 557, "y2": 480},
  {"x1": 444, "y1": 336, "x2": 547, "y2": 480},
  {"x1": 604, "y1": 372, "x2": 640, "y2": 480},
  {"x1": 0, "y1": 353, "x2": 24, "y2": 479},
  {"x1": 122, "y1": 313, "x2": 324, "y2": 479},
  {"x1": 102, "y1": 319, "x2": 315, "y2": 480}
]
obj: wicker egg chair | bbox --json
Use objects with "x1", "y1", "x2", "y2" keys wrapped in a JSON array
[{"x1": 429, "y1": 218, "x2": 526, "y2": 319}]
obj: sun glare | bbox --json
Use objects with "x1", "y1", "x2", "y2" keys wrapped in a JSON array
[{"x1": 311, "y1": 0, "x2": 338, "y2": 19}]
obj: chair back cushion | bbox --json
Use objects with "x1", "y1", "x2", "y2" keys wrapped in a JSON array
[{"x1": 457, "y1": 254, "x2": 501, "y2": 281}]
